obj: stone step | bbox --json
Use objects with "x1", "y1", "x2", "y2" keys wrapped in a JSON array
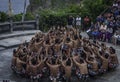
[{"x1": 0, "y1": 30, "x2": 40, "y2": 40}]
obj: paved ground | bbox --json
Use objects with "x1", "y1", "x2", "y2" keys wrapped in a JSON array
[
  {"x1": 0, "y1": 35, "x2": 34, "y2": 48},
  {"x1": 0, "y1": 30, "x2": 40, "y2": 50},
  {"x1": 0, "y1": 32, "x2": 120, "y2": 82}
]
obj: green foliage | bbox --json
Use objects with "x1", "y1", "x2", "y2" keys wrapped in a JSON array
[
  {"x1": 38, "y1": 4, "x2": 82, "y2": 31},
  {"x1": 37, "y1": 0, "x2": 114, "y2": 31},
  {"x1": 81, "y1": 0, "x2": 113, "y2": 20},
  {"x1": 0, "y1": 0, "x2": 114, "y2": 31},
  {"x1": 13, "y1": 12, "x2": 34, "y2": 21},
  {"x1": 25, "y1": 12, "x2": 35, "y2": 20},
  {"x1": 38, "y1": 9, "x2": 67, "y2": 31},
  {"x1": 0, "y1": 12, "x2": 8, "y2": 22},
  {"x1": 13, "y1": 13, "x2": 22, "y2": 21},
  {"x1": 30, "y1": 0, "x2": 41, "y2": 5}
]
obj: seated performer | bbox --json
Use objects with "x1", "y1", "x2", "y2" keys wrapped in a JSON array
[
  {"x1": 29, "y1": 54, "x2": 46, "y2": 81},
  {"x1": 11, "y1": 26, "x2": 119, "y2": 82},
  {"x1": 86, "y1": 56, "x2": 98, "y2": 76},
  {"x1": 46, "y1": 57, "x2": 60, "y2": 82},
  {"x1": 73, "y1": 55, "x2": 89, "y2": 80},
  {"x1": 97, "y1": 50, "x2": 109, "y2": 73},
  {"x1": 53, "y1": 38, "x2": 63, "y2": 56},
  {"x1": 60, "y1": 57, "x2": 73, "y2": 82},
  {"x1": 11, "y1": 49, "x2": 17, "y2": 71},
  {"x1": 108, "y1": 47, "x2": 119, "y2": 69},
  {"x1": 16, "y1": 55, "x2": 26, "y2": 75}
]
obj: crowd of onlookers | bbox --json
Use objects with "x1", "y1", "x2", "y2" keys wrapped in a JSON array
[{"x1": 87, "y1": 0, "x2": 120, "y2": 45}]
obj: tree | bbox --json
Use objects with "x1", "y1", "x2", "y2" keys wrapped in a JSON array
[
  {"x1": 0, "y1": 12, "x2": 8, "y2": 22},
  {"x1": 81, "y1": 0, "x2": 113, "y2": 20}
]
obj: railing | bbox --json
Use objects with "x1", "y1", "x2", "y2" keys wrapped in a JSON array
[
  {"x1": 0, "y1": 22, "x2": 11, "y2": 33},
  {"x1": 0, "y1": 20, "x2": 39, "y2": 34}
]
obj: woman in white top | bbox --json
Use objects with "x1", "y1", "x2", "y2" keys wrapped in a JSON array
[
  {"x1": 99, "y1": 23, "x2": 107, "y2": 41},
  {"x1": 100, "y1": 23, "x2": 107, "y2": 32}
]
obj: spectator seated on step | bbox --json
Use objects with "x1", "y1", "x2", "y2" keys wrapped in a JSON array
[
  {"x1": 106, "y1": 26, "x2": 113, "y2": 43},
  {"x1": 113, "y1": 1, "x2": 118, "y2": 8},
  {"x1": 99, "y1": 23, "x2": 107, "y2": 41},
  {"x1": 86, "y1": 28, "x2": 93, "y2": 39},
  {"x1": 112, "y1": 31, "x2": 120, "y2": 45},
  {"x1": 91, "y1": 28, "x2": 99, "y2": 40}
]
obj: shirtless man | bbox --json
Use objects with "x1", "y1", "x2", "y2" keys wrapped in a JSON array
[
  {"x1": 88, "y1": 45, "x2": 97, "y2": 58},
  {"x1": 29, "y1": 55, "x2": 42, "y2": 82},
  {"x1": 96, "y1": 50, "x2": 109, "y2": 73},
  {"x1": 108, "y1": 47, "x2": 119, "y2": 69},
  {"x1": 73, "y1": 56, "x2": 89, "y2": 80},
  {"x1": 46, "y1": 57, "x2": 60, "y2": 82},
  {"x1": 16, "y1": 55, "x2": 26, "y2": 75},
  {"x1": 71, "y1": 34, "x2": 82, "y2": 56},
  {"x1": 43, "y1": 39, "x2": 53, "y2": 56},
  {"x1": 86, "y1": 56, "x2": 98, "y2": 76},
  {"x1": 29, "y1": 37, "x2": 44, "y2": 52},
  {"x1": 37, "y1": 55, "x2": 47, "y2": 78},
  {"x1": 61, "y1": 57, "x2": 73, "y2": 82},
  {"x1": 72, "y1": 35, "x2": 80, "y2": 48},
  {"x1": 62, "y1": 33, "x2": 73, "y2": 57},
  {"x1": 11, "y1": 49, "x2": 17, "y2": 71},
  {"x1": 53, "y1": 38, "x2": 63, "y2": 56}
]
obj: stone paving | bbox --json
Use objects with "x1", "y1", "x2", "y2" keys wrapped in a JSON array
[
  {"x1": 0, "y1": 30, "x2": 40, "y2": 50},
  {"x1": 0, "y1": 35, "x2": 34, "y2": 48},
  {"x1": 0, "y1": 32, "x2": 120, "y2": 82}
]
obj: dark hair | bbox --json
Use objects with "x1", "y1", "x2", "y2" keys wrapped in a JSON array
[
  {"x1": 23, "y1": 48, "x2": 26, "y2": 53},
  {"x1": 32, "y1": 57, "x2": 37, "y2": 65},
  {"x1": 99, "y1": 51, "x2": 102, "y2": 55},
  {"x1": 105, "y1": 53, "x2": 109, "y2": 59},
  {"x1": 83, "y1": 47, "x2": 88, "y2": 51},
  {"x1": 46, "y1": 39, "x2": 49, "y2": 44},
  {"x1": 29, "y1": 52, "x2": 32, "y2": 56},
  {"x1": 63, "y1": 55, "x2": 67, "y2": 60},
  {"x1": 66, "y1": 58, "x2": 71, "y2": 66},
  {"x1": 55, "y1": 38, "x2": 59, "y2": 44},
  {"x1": 93, "y1": 40, "x2": 96, "y2": 44},
  {"x1": 74, "y1": 35, "x2": 78, "y2": 40},
  {"x1": 80, "y1": 58, "x2": 84, "y2": 63},
  {"x1": 101, "y1": 43, "x2": 105, "y2": 46},
  {"x1": 79, "y1": 35, "x2": 82, "y2": 39},
  {"x1": 66, "y1": 38, "x2": 70, "y2": 42},
  {"x1": 13, "y1": 49, "x2": 16, "y2": 54},
  {"x1": 19, "y1": 54, "x2": 23, "y2": 59},
  {"x1": 110, "y1": 47, "x2": 116, "y2": 54},
  {"x1": 36, "y1": 38, "x2": 39, "y2": 42},
  {"x1": 50, "y1": 30, "x2": 53, "y2": 33},
  {"x1": 89, "y1": 57, "x2": 94, "y2": 61},
  {"x1": 51, "y1": 58, "x2": 56, "y2": 65}
]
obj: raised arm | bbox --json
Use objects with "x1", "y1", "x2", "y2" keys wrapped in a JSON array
[
  {"x1": 70, "y1": 58, "x2": 73, "y2": 67},
  {"x1": 73, "y1": 57, "x2": 80, "y2": 66},
  {"x1": 60, "y1": 56, "x2": 66, "y2": 67},
  {"x1": 46, "y1": 59, "x2": 52, "y2": 67},
  {"x1": 96, "y1": 50, "x2": 105, "y2": 60},
  {"x1": 86, "y1": 56, "x2": 93, "y2": 64}
]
